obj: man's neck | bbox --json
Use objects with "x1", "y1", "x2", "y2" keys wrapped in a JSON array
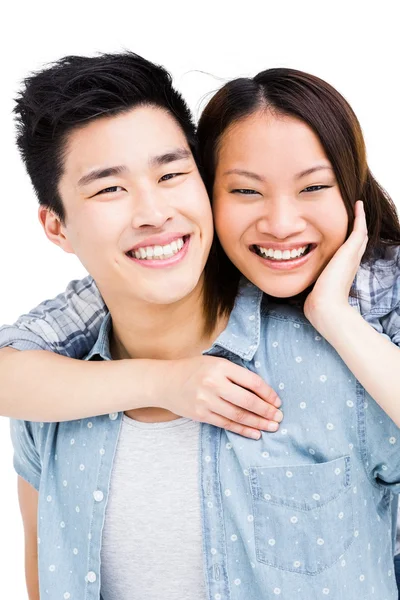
[
  {"x1": 107, "y1": 280, "x2": 226, "y2": 362},
  {"x1": 101, "y1": 279, "x2": 228, "y2": 423}
]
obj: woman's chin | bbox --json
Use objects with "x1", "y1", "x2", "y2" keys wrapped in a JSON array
[{"x1": 249, "y1": 272, "x2": 316, "y2": 299}]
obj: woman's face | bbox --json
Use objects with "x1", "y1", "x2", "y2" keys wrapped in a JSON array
[{"x1": 213, "y1": 110, "x2": 349, "y2": 298}]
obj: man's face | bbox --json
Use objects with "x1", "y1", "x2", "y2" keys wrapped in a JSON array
[{"x1": 48, "y1": 106, "x2": 214, "y2": 308}]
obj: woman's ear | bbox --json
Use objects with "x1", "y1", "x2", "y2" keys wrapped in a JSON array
[{"x1": 38, "y1": 206, "x2": 75, "y2": 254}]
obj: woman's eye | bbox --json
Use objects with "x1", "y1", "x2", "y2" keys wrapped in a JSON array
[
  {"x1": 96, "y1": 186, "x2": 124, "y2": 195},
  {"x1": 231, "y1": 188, "x2": 259, "y2": 195},
  {"x1": 159, "y1": 173, "x2": 183, "y2": 182},
  {"x1": 301, "y1": 185, "x2": 331, "y2": 193}
]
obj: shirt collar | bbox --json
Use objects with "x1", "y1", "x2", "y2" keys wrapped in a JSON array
[
  {"x1": 206, "y1": 279, "x2": 263, "y2": 362},
  {"x1": 85, "y1": 313, "x2": 113, "y2": 361},
  {"x1": 85, "y1": 281, "x2": 264, "y2": 364}
]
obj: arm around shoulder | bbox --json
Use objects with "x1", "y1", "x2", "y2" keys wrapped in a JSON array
[{"x1": 0, "y1": 348, "x2": 163, "y2": 421}]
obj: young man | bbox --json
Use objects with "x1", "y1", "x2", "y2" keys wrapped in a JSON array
[{"x1": 9, "y1": 52, "x2": 283, "y2": 600}]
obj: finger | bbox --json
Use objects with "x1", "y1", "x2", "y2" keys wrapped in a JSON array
[
  {"x1": 357, "y1": 232, "x2": 368, "y2": 261},
  {"x1": 353, "y1": 202, "x2": 368, "y2": 260},
  {"x1": 333, "y1": 202, "x2": 367, "y2": 262},
  {"x1": 353, "y1": 200, "x2": 368, "y2": 237},
  {"x1": 221, "y1": 385, "x2": 283, "y2": 422},
  {"x1": 208, "y1": 414, "x2": 264, "y2": 440},
  {"x1": 210, "y1": 397, "x2": 280, "y2": 431},
  {"x1": 225, "y1": 362, "x2": 281, "y2": 408}
]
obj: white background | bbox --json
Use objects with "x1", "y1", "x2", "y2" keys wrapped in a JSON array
[{"x1": 0, "y1": 0, "x2": 399, "y2": 596}]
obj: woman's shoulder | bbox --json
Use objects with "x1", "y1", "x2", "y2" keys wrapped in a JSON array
[{"x1": 356, "y1": 245, "x2": 400, "y2": 317}]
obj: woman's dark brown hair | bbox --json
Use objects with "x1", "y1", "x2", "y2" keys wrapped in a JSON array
[{"x1": 198, "y1": 68, "x2": 400, "y2": 306}]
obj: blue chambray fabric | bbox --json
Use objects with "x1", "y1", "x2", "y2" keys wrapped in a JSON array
[
  {"x1": 10, "y1": 313, "x2": 122, "y2": 599},
  {"x1": 7, "y1": 245, "x2": 400, "y2": 599},
  {"x1": 200, "y1": 283, "x2": 400, "y2": 599}
]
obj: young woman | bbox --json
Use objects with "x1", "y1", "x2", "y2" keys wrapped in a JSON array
[
  {"x1": 4, "y1": 63, "x2": 400, "y2": 597},
  {"x1": 198, "y1": 67, "x2": 400, "y2": 429},
  {"x1": 197, "y1": 71, "x2": 400, "y2": 597}
]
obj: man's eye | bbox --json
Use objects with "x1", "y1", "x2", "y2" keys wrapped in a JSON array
[
  {"x1": 159, "y1": 173, "x2": 183, "y2": 182},
  {"x1": 301, "y1": 185, "x2": 331, "y2": 193},
  {"x1": 231, "y1": 188, "x2": 259, "y2": 195},
  {"x1": 96, "y1": 186, "x2": 124, "y2": 195}
]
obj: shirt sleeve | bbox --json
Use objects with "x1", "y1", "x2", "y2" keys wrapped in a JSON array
[
  {"x1": 358, "y1": 246, "x2": 400, "y2": 347},
  {"x1": 354, "y1": 248, "x2": 400, "y2": 491},
  {"x1": 362, "y1": 385, "x2": 400, "y2": 493},
  {"x1": 0, "y1": 276, "x2": 106, "y2": 358},
  {"x1": 10, "y1": 419, "x2": 42, "y2": 491},
  {"x1": 380, "y1": 303, "x2": 400, "y2": 347}
]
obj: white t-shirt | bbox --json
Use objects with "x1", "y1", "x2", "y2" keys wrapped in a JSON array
[{"x1": 100, "y1": 415, "x2": 206, "y2": 600}]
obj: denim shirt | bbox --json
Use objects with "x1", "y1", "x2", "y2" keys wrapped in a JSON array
[{"x1": 8, "y1": 246, "x2": 400, "y2": 599}]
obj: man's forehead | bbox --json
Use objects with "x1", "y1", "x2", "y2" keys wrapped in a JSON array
[
  {"x1": 69, "y1": 105, "x2": 185, "y2": 142},
  {"x1": 61, "y1": 107, "x2": 193, "y2": 183}
]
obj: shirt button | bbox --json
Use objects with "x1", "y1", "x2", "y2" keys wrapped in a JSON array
[
  {"x1": 86, "y1": 571, "x2": 97, "y2": 583},
  {"x1": 109, "y1": 412, "x2": 119, "y2": 421},
  {"x1": 93, "y1": 490, "x2": 104, "y2": 502}
]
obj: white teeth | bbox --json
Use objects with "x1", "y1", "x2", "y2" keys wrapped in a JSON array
[
  {"x1": 129, "y1": 237, "x2": 186, "y2": 260},
  {"x1": 257, "y1": 245, "x2": 309, "y2": 261},
  {"x1": 162, "y1": 244, "x2": 173, "y2": 257}
]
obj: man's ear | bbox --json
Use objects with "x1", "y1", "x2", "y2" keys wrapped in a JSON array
[{"x1": 38, "y1": 206, "x2": 74, "y2": 254}]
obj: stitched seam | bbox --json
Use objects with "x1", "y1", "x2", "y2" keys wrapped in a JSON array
[{"x1": 356, "y1": 382, "x2": 383, "y2": 491}]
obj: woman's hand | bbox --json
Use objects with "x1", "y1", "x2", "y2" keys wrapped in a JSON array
[
  {"x1": 159, "y1": 355, "x2": 283, "y2": 439},
  {"x1": 304, "y1": 200, "x2": 368, "y2": 336}
]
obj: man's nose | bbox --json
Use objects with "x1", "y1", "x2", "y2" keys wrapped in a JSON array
[{"x1": 131, "y1": 189, "x2": 174, "y2": 229}]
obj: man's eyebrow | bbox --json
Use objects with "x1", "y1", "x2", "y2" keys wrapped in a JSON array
[
  {"x1": 77, "y1": 148, "x2": 192, "y2": 187},
  {"x1": 295, "y1": 165, "x2": 333, "y2": 179},
  {"x1": 78, "y1": 166, "x2": 128, "y2": 187},
  {"x1": 149, "y1": 148, "x2": 192, "y2": 167},
  {"x1": 223, "y1": 169, "x2": 265, "y2": 182}
]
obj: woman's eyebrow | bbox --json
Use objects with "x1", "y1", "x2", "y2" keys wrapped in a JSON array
[
  {"x1": 295, "y1": 165, "x2": 333, "y2": 179},
  {"x1": 222, "y1": 169, "x2": 265, "y2": 182},
  {"x1": 223, "y1": 165, "x2": 333, "y2": 182}
]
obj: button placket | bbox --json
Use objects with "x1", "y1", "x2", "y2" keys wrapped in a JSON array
[{"x1": 200, "y1": 424, "x2": 231, "y2": 599}]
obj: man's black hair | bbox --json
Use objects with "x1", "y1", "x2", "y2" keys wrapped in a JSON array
[{"x1": 14, "y1": 51, "x2": 198, "y2": 222}]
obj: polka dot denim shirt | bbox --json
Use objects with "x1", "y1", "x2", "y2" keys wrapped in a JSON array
[{"x1": 8, "y1": 246, "x2": 400, "y2": 599}]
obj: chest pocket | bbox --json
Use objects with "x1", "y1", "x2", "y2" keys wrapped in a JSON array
[{"x1": 249, "y1": 456, "x2": 354, "y2": 575}]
